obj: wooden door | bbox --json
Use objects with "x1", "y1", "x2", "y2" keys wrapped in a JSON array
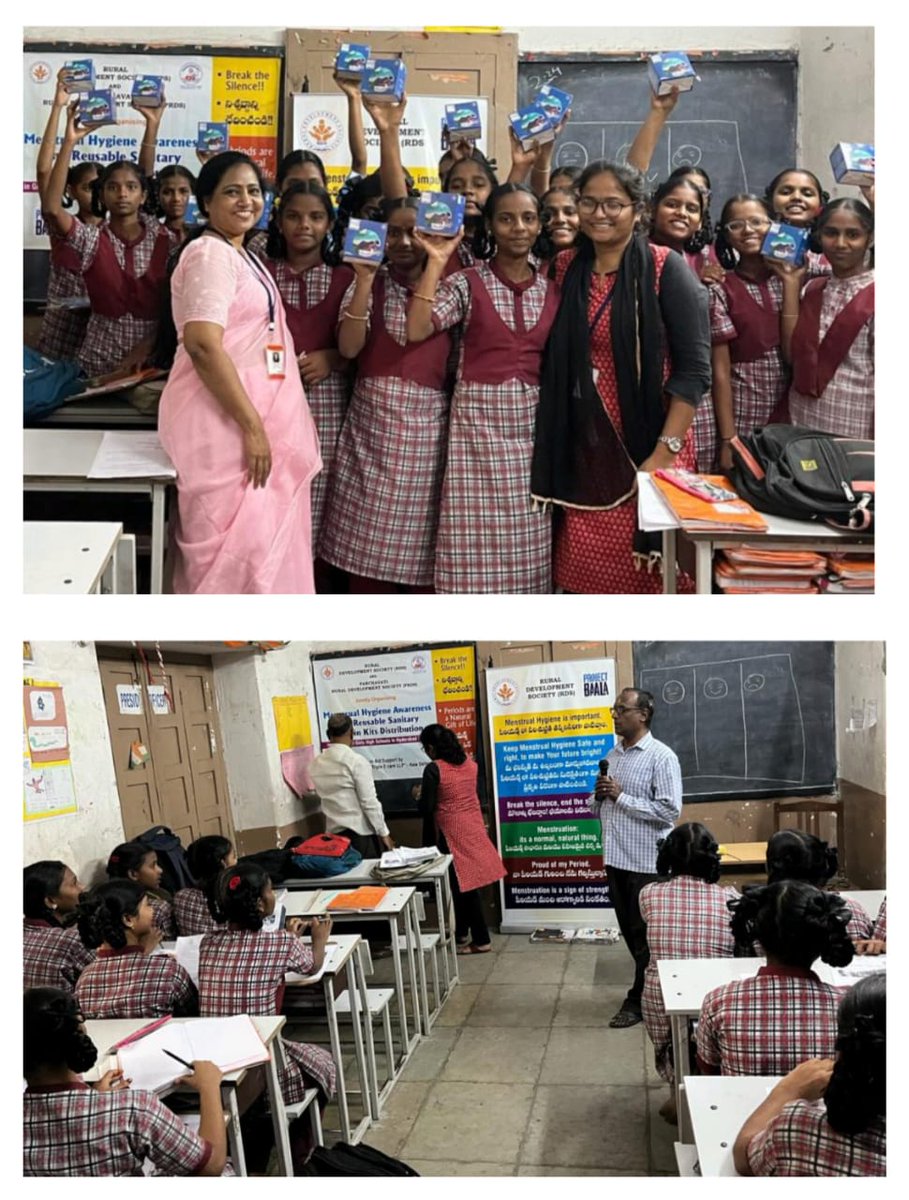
[
  {"x1": 173, "y1": 664, "x2": 234, "y2": 842},
  {"x1": 98, "y1": 657, "x2": 161, "y2": 838}
]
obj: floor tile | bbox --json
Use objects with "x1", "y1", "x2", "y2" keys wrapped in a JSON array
[
  {"x1": 647, "y1": 1083, "x2": 680, "y2": 1173},
  {"x1": 454, "y1": 950, "x2": 499, "y2": 983},
  {"x1": 434, "y1": 983, "x2": 481, "y2": 1026},
  {"x1": 407, "y1": 1159, "x2": 516, "y2": 1175},
  {"x1": 541, "y1": 1026, "x2": 649, "y2": 1086},
  {"x1": 517, "y1": 1166, "x2": 648, "y2": 1176},
  {"x1": 466, "y1": 983, "x2": 559, "y2": 1027},
  {"x1": 552, "y1": 984, "x2": 629, "y2": 1027},
  {"x1": 440, "y1": 1025, "x2": 549, "y2": 1084},
  {"x1": 486, "y1": 949, "x2": 568, "y2": 985},
  {"x1": 520, "y1": 1085, "x2": 649, "y2": 1170},
  {"x1": 402, "y1": 1082, "x2": 534, "y2": 1162},
  {"x1": 399, "y1": 1027, "x2": 460, "y2": 1082}
]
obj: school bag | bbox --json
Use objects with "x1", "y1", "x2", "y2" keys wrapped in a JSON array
[
  {"x1": 287, "y1": 842, "x2": 363, "y2": 878},
  {"x1": 23, "y1": 346, "x2": 83, "y2": 422},
  {"x1": 135, "y1": 826, "x2": 195, "y2": 895},
  {"x1": 301, "y1": 1142, "x2": 419, "y2": 1176},
  {"x1": 292, "y1": 833, "x2": 351, "y2": 857},
  {"x1": 729, "y1": 425, "x2": 874, "y2": 532}
]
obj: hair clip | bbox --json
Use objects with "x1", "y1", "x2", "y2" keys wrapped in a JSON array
[
  {"x1": 228, "y1": 875, "x2": 242, "y2": 890},
  {"x1": 109, "y1": 855, "x2": 119, "y2": 863}
]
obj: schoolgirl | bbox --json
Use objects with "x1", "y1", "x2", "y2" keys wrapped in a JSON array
[
  {"x1": 696, "y1": 880, "x2": 853, "y2": 1076},
  {"x1": 320, "y1": 197, "x2": 453, "y2": 592},
  {"x1": 734, "y1": 972, "x2": 885, "y2": 1176},
  {"x1": 540, "y1": 185, "x2": 580, "y2": 259},
  {"x1": 40, "y1": 102, "x2": 176, "y2": 378},
  {"x1": 784, "y1": 198, "x2": 874, "y2": 439},
  {"x1": 23, "y1": 986, "x2": 228, "y2": 1176},
  {"x1": 765, "y1": 828, "x2": 872, "y2": 942},
  {"x1": 153, "y1": 165, "x2": 197, "y2": 244},
  {"x1": 705, "y1": 194, "x2": 789, "y2": 471},
  {"x1": 246, "y1": 149, "x2": 328, "y2": 259},
  {"x1": 197, "y1": 863, "x2": 336, "y2": 1172},
  {"x1": 36, "y1": 69, "x2": 99, "y2": 361},
  {"x1": 264, "y1": 180, "x2": 354, "y2": 560},
  {"x1": 649, "y1": 169, "x2": 719, "y2": 280},
  {"x1": 408, "y1": 184, "x2": 561, "y2": 593},
  {"x1": 106, "y1": 841, "x2": 177, "y2": 938},
  {"x1": 174, "y1": 835, "x2": 236, "y2": 936},
  {"x1": 765, "y1": 167, "x2": 831, "y2": 276},
  {"x1": 74, "y1": 881, "x2": 197, "y2": 1020},
  {"x1": 23, "y1": 860, "x2": 94, "y2": 993},
  {"x1": 638, "y1": 824, "x2": 738, "y2": 1107},
  {"x1": 442, "y1": 152, "x2": 499, "y2": 269},
  {"x1": 549, "y1": 165, "x2": 581, "y2": 191}
]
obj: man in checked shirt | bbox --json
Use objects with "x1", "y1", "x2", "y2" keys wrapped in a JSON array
[{"x1": 591, "y1": 688, "x2": 683, "y2": 1028}]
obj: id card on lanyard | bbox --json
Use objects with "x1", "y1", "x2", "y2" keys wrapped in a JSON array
[{"x1": 242, "y1": 245, "x2": 285, "y2": 379}]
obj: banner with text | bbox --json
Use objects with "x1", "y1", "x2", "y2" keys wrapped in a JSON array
[
  {"x1": 487, "y1": 659, "x2": 617, "y2": 924},
  {"x1": 312, "y1": 645, "x2": 476, "y2": 781},
  {"x1": 24, "y1": 52, "x2": 281, "y2": 248},
  {"x1": 292, "y1": 93, "x2": 489, "y2": 197}
]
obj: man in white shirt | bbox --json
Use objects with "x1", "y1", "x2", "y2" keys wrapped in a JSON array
[{"x1": 310, "y1": 713, "x2": 396, "y2": 858}]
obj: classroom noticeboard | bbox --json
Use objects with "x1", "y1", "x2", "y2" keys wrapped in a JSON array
[
  {"x1": 292, "y1": 93, "x2": 489, "y2": 196},
  {"x1": 486, "y1": 659, "x2": 618, "y2": 931},
  {"x1": 272, "y1": 694, "x2": 316, "y2": 798},
  {"x1": 23, "y1": 679, "x2": 77, "y2": 821},
  {"x1": 24, "y1": 50, "x2": 282, "y2": 250}
]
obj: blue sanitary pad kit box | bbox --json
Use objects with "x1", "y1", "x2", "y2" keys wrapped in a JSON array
[
  {"x1": 183, "y1": 196, "x2": 204, "y2": 227},
  {"x1": 829, "y1": 142, "x2": 874, "y2": 186},
  {"x1": 335, "y1": 43, "x2": 370, "y2": 79},
  {"x1": 197, "y1": 122, "x2": 229, "y2": 154},
  {"x1": 509, "y1": 105, "x2": 555, "y2": 151},
  {"x1": 63, "y1": 59, "x2": 94, "y2": 93},
  {"x1": 648, "y1": 51, "x2": 698, "y2": 95},
  {"x1": 362, "y1": 58, "x2": 407, "y2": 102},
  {"x1": 443, "y1": 100, "x2": 482, "y2": 142},
  {"x1": 342, "y1": 218, "x2": 387, "y2": 264},
  {"x1": 537, "y1": 85, "x2": 573, "y2": 124},
  {"x1": 761, "y1": 221, "x2": 810, "y2": 267},
  {"x1": 416, "y1": 191, "x2": 466, "y2": 237},
  {"x1": 78, "y1": 90, "x2": 117, "y2": 127},
  {"x1": 131, "y1": 75, "x2": 165, "y2": 107}
]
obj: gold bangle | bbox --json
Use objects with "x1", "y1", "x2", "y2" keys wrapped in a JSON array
[
  {"x1": 412, "y1": 292, "x2": 436, "y2": 303},
  {"x1": 344, "y1": 312, "x2": 369, "y2": 322},
  {"x1": 782, "y1": 312, "x2": 799, "y2": 318}
]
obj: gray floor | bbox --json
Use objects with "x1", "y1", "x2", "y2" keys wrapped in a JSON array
[{"x1": 351, "y1": 932, "x2": 679, "y2": 1176}]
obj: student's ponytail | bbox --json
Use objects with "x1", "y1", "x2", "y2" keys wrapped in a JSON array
[
  {"x1": 76, "y1": 880, "x2": 145, "y2": 950},
  {"x1": 766, "y1": 829, "x2": 838, "y2": 887},
  {"x1": 186, "y1": 835, "x2": 232, "y2": 925},
  {"x1": 24, "y1": 987, "x2": 99, "y2": 1077},
  {"x1": 728, "y1": 880, "x2": 853, "y2": 969},
  {"x1": 217, "y1": 863, "x2": 268, "y2": 931},
  {"x1": 824, "y1": 972, "x2": 886, "y2": 1135}
]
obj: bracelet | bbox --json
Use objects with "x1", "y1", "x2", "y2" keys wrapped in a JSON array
[
  {"x1": 412, "y1": 292, "x2": 436, "y2": 303},
  {"x1": 531, "y1": 166, "x2": 549, "y2": 174},
  {"x1": 782, "y1": 312, "x2": 799, "y2": 318},
  {"x1": 343, "y1": 312, "x2": 369, "y2": 322},
  {"x1": 720, "y1": 436, "x2": 736, "y2": 442}
]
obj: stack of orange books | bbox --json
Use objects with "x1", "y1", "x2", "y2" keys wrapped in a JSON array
[
  {"x1": 714, "y1": 545, "x2": 827, "y2": 593},
  {"x1": 825, "y1": 553, "x2": 875, "y2": 593},
  {"x1": 326, "y1": 886, "x2": 390, "y2": 911},
  {"x1": 651, "y1": 473, "x2": 769, "y2": 533}
]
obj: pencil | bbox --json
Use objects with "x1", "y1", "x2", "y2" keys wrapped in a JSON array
[{"x1": 162, "y1": 1048, "x2": 195, "y2": 1071}]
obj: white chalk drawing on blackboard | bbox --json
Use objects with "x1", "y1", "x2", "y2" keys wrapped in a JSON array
[{"x1": 641, "y1": 653, "x2": 807, "y2": 786}]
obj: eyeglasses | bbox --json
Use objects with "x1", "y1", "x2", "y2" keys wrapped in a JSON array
[
  {"x1": 724, "y1": 217, "x2": 772, "y2": 234},
  {"x1": 611, "y1": 704, "x2": 643, "y2": 715},
  {"x1": 578, "y1": 196, "x2": 635, "y2": 217}
]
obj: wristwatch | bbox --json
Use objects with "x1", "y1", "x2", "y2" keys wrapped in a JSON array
[{"x1": 658, "y1": 435, "x2": 684, "y2": 454}]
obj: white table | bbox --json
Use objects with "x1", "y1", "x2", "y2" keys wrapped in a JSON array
[
  {"x1": 284, "y1": 856, "x2": 460, "y2": 1000},
  {"x1": 84, "y1": 1014, "x2": 292, "y2": 1177},
  {"x1": 684, "y1": 1075, "x2": 781, "y2": 1176},
  {"x1": 840, "y1": 889, "x2": 885, "y2": 923},
  {"x1": 23, "y1": 429, "x2": 173, "y2": 594},
  {"x1": 24, "y1": 520, "x2": 136, "y2": 593}
]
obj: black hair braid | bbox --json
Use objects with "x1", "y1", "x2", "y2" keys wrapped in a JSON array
[
  {"x1": 766, "y1": 829, "x2": 838, "y2": 887},
  {"x1": 217, "y1": 863, "x2": 267, "y2": 931},
  {"x1": 824, "y1": 973, "x2": 886, "y2": 1135},
  {"x1": 76, "y1": 880, "x2": 144, "y2": 950},
  {"x1": 728, "y1": 884, "x2": 763, "y2": 945},
  {"x1": 656, "y1": 822, "x2": 721, "y2": 883},
  {"x1": 731, "y1": 880, "x2": 854, "y2": 968},
  {"x1": 24, "y1": 987, "x2": 99, "y2": 1076},
  {"x1": 810, "y1": 891, "x2": 854, "y2": 967}
]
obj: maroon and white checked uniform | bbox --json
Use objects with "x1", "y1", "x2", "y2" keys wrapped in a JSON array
[
  {"x1": 639, "y1": 876, "x2": 739, "y2": 1081},
  {"x1": 872, "y1": 898, "x2": 886, "y2": 942},
  {"x1": 265, "y1": 258, "x2": 354, "y2": 549},
  {"x1": 839, "y1": 895, "x2": 873, "y2": 943},
  {"x1": 747, "y1": 1100, "x2": 885, "y2": 1176},
  {"x1": 63, "y1": 213, "x2": 176, "y2": 377},
  {"x1": 173, "y1": 887, "x2": 218, "y2": 937},
  {"x1": 75, "y1": 945, "x2": 197, "y2": 1019},
  {"x1": 430, "y1": 259, "x2": 560, "y2": 593},
  {"x1": 789, "y1": 269, "x2": 874, "y2": 438},
  {"x1": 320, "y1": 267, "x2": 452, "y2": 587},
  {"x1": 198, "y1": 927, "x2": 336, "y2": 1105},
  {"x1": 696, "y1": 964, "x2": 840, "y2": 1076},
  {"x1": 23, "y1": 1081, "x2": 216, "y2": 1176},
  {"x1": 23, "y1": 919, "x2": 95, "y2": 994},
  {"x1": 149, "y1": 894, "x2": 177, "y2": 940},
  {"x1": 434, "y1": 758, "x2": 506, "y2": 892},
  {"x1": 38, "y1": 231, "x2": 91, "y2": 361}
]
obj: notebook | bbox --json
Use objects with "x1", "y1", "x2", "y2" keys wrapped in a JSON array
[
  {"x1": 652, "y1": 473, "x2": 769, "y2": 532},
  {"x1": 117, "y1": 1015, "x2": 268, "y2": 1094},
  {"x1": 327, "y1": 886, "x2": 389, "y2": 911}
]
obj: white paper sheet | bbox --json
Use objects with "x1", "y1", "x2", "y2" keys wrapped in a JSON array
[
  {"x1": 637, "y1": 471, "x2": 680, "y2": 532},
  {"x1": 285, "y1": 942, "x2": 341, "y2": 986},
  {"x1": 88, "y1": 431, "x2": 176, "y2": 479},
  {"x1": 117, "y1": 1015, "x2": 268, "y2": 1092}
]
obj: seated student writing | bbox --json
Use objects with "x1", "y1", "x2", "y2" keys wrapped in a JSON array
[
  {"x1": 74, "y1": 881, "x2": 197, "y2": 1019},
  {"x1": 24, "y1": 860, "x2": 94, "y2": 994},
  {"x1": 733, "y1": 972, "x2": 885, "y2": 1176},
  {"x1": 174, "y1": 835, "x2": 236, "y2": 936},
  {"x1": 856, "y1": 897, "x2": 886, "y2": 955},
  {"x1": 696, "y1": 880, "x2": 853, "y2": 1076},
  {"x1": 23, "y1": 986, "x2": 228, "y2": 1176},
  {"x1": 765, "y1": 829, "x2": 873, "y2": 944},
  {"x1": 197, "y1": 863, "x2": 336, "y2": 1173},
  {"x1": 106, "y1": 841, "x2": 177, "y2": 938}
]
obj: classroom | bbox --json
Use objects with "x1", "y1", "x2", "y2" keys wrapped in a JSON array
[
  {"x1": 22, "y1": 638, "x2": 887, "y2": 1177},
  {"x1": 22, "y1": 24, "x2": 875, "y2": 595}
]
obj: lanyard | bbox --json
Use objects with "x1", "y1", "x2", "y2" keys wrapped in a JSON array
[
  {"x1": 589, "y1": 285, "x2": 615, "y2": 336},
  {"x1": 205, "y1": 229, "x2": 277, "y2": 332}
]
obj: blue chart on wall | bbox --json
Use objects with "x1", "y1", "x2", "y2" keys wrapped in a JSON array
[{"x1": 632, "y1": 642, "x2": 836, "y2": 800}]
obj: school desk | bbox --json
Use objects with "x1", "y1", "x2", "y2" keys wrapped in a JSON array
[
  {"x1": 684, "y1": 1074, "x2": 782, "y2": 1176},
  {"x1": 285, "y1": 886, "x2": 424, "y2": 1069},
  {"x1": 83, "y1": 1014, "x2": 292, "y2": 1177},
  {"x1": 39, "y1": 395, "x2": 157, "y2": 428},
  {"x1": 284, "y1": 933, "x2": 372, "y2": 1144},
  {"x1": 283, "y1": 855, "x2": 460, "y2": 1001},
  {"x1": 24, "y1": 521, "x2": 136, "y2": 593},
  {"x1": 718, "y1": 843, "x2": 766, "y2": 868},
  {"x1": 23, "y1": 428, "x2": 173, "y2": 594}
]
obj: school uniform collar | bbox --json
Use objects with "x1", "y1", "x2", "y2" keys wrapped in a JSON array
[
  {"x1": 96, "y1": 944, "x2": 146, "y2": 958},
  {"x1": 25, "y1": 1080, "x2": 91, "y2": 1093},
  {"x1": 24, "y1": 917, "x2": 55, "y2": 927},
  {"x1": 489, "y1": 256, "x2": 537, "y2": 294},
  {"x1": 757, "y1": 964, "x2": 820, "y2": 982}
]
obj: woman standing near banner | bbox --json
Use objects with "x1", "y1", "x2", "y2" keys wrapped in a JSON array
[{"x1": 418, "y1": 724, "x2": 505, "y2": 955}]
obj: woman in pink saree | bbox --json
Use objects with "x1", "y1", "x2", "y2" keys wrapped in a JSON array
[{"x1": 159, "y1": 153, "x2": 321, "y2": 593}]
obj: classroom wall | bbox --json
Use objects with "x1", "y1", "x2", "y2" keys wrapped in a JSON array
[
  {"x1": 798, "y1": 26, "x2": 875, "y2": 197},
  {"x1": 22, "y1": 641, "x2": 125, "y2": 886},
  {"x1": 835, "y1": 641, "x2": 886, "y2": 889}
]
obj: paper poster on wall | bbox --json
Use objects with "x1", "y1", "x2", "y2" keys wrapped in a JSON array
[
  {"x1": 24, "y1": 51, "x2": 282, "y2": 249},
  {"x1": 116, "y1": 684, "x2": 143, "y2": 716},
  {"x1": 272, "y1": 695, "x2": 316, "y2": 797},
  {"x1": 486, "y1": 659, "x2": 617, "y2": 930},
  {"x1": 292, "y1": 94, "x2": 489, "y2": 196},
  {"x1": 147, "y1": 685, "x2": 171, "y2": 716},
  {"x1": 23, "y1": 679, "x2": 77, "y2": 821}
]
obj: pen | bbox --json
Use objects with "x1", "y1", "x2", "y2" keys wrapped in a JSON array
[{"x1": 162, "y1": 1048, "x2": 195, "y2": 1072}]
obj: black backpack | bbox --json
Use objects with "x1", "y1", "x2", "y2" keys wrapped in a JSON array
[
  {"x1": 135, "y1": 826, "x2": 195, "y2": 895},
  {"x1": 302, "y1": 1142, "x2": 419, "y2": 1176},
  {"x1": 730, "y1": 425, "x2": 874, "y2": 531}
]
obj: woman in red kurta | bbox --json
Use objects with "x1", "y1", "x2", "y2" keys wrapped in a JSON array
[{"x1": 418, "y1": 724, "x2": 505, "y2": 954}]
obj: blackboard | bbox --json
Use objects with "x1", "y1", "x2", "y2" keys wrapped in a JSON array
[
  {"x1": 518, "y1": 54, "x2": 797, "y2": 210},
  {"x1": 632, "y1": 642, "x2": 836, "y2": 800}
]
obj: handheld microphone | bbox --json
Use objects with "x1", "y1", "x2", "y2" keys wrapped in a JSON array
[{"x1": 598, "y1": 758, "x2": 609, "y2": 776}]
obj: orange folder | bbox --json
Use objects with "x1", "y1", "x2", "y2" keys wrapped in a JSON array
[
  {"x1": 327, "y1": 887, "x2": 390, "y2": 911},
  {"x1": 651, "y1": 474, "x2": 768, "y2": 532}
]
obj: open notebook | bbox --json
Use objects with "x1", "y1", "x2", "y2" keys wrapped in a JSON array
[{"x1": 117, "y1": 1015, "x2": 268, "y2": 1094}]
